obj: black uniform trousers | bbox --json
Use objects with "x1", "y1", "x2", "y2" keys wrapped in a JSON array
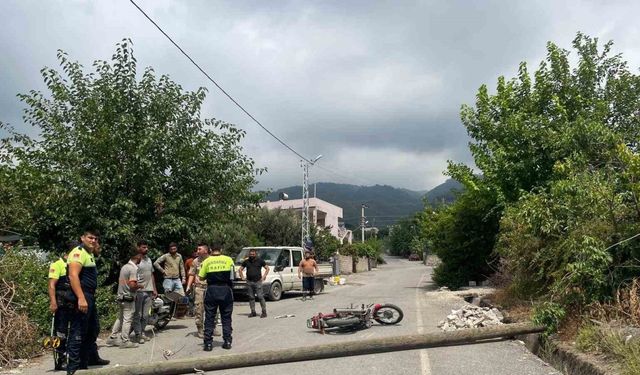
[
  {"x1": 53, "y1": 302, "x2": 70, "y2": 357},
  {"x1": 66, "y1": 292, "x2": 99, "y2": 373},
  {"x1": 203, "y1": 284, "x2": 233, "y2": 344}
]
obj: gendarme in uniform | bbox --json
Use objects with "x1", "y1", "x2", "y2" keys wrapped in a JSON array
[
  {"x1": 66, "y1": 245, "x2": 100, "y2": 373},
  {"x1": 198, "y1": 251, "x2": 235, "y2": 350},
  {"x1": 48, "y1": 257, "x2": 70, "y2": 370}
]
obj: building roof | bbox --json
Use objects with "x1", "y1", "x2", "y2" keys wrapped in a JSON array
[{"x1": 260, "y1": 197, "x2": 343, "y2": 214}]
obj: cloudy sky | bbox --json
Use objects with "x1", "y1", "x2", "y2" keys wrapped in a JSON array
[{"x1": 1, "y1": 1, "x2": 639, "y2": 191}]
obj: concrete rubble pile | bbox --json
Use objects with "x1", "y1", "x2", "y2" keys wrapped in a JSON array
[{"x1": 438, "y1": 304, "x2": 504, "y2": 331}]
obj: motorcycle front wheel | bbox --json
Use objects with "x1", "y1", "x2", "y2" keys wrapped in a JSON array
[
  {"x1": 374, "y1": 304, "x2": 404, "y2": 325},
  {"x1": 154, "y1": 316, "x2": 171, "y2": 329}
]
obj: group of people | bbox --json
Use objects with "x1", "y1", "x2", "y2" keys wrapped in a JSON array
[
  {"x1": 46, "y1": 231, "x2": 275, "y2": 374},
  {"x1": 47, "y1": 229, "x2": 319, "y2": 374}
]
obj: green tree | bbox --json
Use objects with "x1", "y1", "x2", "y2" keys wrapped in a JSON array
[
  {"x1": 0, "y1": 39, "x2": 263, "y2": 259},
  {"x1": 498, "y1": 145, "x2": 640, "y2": 306},
  {"x1": 200, "y1": 221, "x2": 262, "y2": 259},
  {"x1": 388, "y1": 218, "x2": 420, "y2": 257},
  {"x1": 460, "y1": 33, "x2": 640, "y2": 204},
  {"x1": 309, "y1": 224, "x2": 342, "y2": 260},
  {"x1": 250, "y1": 208, "x2": 301, "y2": 247},
  {"x1": 428, "y1": 33, "x2": 640, "y2": 293},
  {"x1": 422, "y1": 174, "x2": 501, "y2": 289}
]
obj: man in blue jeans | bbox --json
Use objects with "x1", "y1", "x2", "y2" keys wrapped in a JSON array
[
  {"x1": 154, "y1": 242, "x2": 186, "y2": 298},
  {"x1": 132, "y1": 240, "x2": 157, "y2": 344}
]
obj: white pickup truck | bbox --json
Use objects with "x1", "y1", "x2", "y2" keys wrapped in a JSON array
[{"x1": 232, "y1": 246, "x2": 333, "y2": 301}]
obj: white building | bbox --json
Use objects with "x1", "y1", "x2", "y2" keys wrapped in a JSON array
[{"x1": 260, "y1": 197, "x2": 353, "y2": 244}]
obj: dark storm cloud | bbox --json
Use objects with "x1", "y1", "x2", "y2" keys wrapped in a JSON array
[{"x1": 1, "y1": 0, "x2": 639, "y2": 190}]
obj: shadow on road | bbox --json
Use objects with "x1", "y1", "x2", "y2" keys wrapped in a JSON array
[{"x1": 159, "y1": 324, "x2": 189, "y2": 330}]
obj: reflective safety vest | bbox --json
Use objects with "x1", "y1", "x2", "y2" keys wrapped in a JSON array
[
  {"x1": 48, "y1": 258, "x2": 70, "y2": 291},
  {"x1": 67, "y1": 246, "x2": 98, "y2": 291},
  {"x1": 198, "y1": 254, "x2": 234, "y2": 286}
]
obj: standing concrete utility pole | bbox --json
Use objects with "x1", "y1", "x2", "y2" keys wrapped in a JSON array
[
  {"x1": 361, "y1": 204, "x2": 368, "y2": 243},
  {"x1": 301, "y1": 155, "x2": 323, "y2": 247}
]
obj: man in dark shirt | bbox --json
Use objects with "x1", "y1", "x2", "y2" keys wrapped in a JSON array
[{"x1": 238, "y1": 249, "x2": 270, "y2": 318}]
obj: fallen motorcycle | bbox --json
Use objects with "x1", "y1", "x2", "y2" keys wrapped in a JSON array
[
  {"x1": 147, "y1": 292, "x2": 189, "y2": 330},
  {"x1": 307, "y1": 303, "x2": 403, "y2": 334}
]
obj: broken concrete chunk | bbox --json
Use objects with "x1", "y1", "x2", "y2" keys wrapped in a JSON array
[{"x1": 438, "y1": 304, "x2": 505, "y2": 331}]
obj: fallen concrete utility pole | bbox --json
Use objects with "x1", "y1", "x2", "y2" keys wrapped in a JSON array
[{"x1": 80, "y1": 322, "x2": 544, "y2": 375}]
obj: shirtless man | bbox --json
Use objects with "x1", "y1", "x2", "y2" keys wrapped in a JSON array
[{"x1": 297, "y1": 251, "x2": 319, "y2": 300}]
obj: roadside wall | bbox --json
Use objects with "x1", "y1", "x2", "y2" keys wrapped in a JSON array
[
  {"x1": 354, "y1": 256, "x2": 369, "y2": 273},
  {"x1": 338, "y1": 255, "x2": 352, "y2": 275}
]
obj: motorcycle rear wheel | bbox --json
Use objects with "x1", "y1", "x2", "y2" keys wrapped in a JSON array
[{"x1": 374, "y1": 304, "x2": 404, "y2": 325}]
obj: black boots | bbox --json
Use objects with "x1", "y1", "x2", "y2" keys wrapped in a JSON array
[
  {"x1": 54, "y1": 353, "x2": 67, "y2": 371},
  {"x1": 88, "y1": 357, "x2": 110, "y2": 366},
  {"x1": 203, "y1": 338, "x2": 231, "y2": 351}
]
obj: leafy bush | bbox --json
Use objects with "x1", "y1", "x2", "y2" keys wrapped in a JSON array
[
  {"x1": 425, "y1": 178, "x2": 500, "y2": 289},
  {"x1": 341, "y1": 239, "x2": 382, "y2": 259},
  {"x1": 310, "y1": 225, "x2": 342, "y2": 261},
  {"x1": 367, "y1": 238, "x2": 384, "y2": 257},
  {"x1": 0, "y1": 250, "x2": 51, "y2": 334},
  {"x1": 95, "y1": 260, "x2": 119, "y2": 330},
  {"x1": 532, "y1": 301, "x2": 566, "y2": 335},
  {"x1": 0, "y1": 248, "x2": 118, "y2": 337},
  {"x1": 498, "y1": 149, "x2": 640, "y2": 308},
  {"x1": 388, "y1": 218, "x2": 419, "y2": 257}
]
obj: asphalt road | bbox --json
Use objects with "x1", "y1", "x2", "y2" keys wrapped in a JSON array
[{"x1": 25, "y1": 257, "x2": 559, "y2": 375}]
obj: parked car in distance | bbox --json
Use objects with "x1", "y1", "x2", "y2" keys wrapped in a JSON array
[{"x1": 408, "y1": 253, "x2": 421, "y2": 261}]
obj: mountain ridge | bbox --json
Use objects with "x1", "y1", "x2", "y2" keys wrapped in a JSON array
[{"x1": 263, "y1": 179, "x2": 462, "y2": 227}]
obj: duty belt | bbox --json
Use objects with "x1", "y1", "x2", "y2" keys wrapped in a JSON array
[{"x1": 209, "y1": 282, "x2": 230, "y2": 286}]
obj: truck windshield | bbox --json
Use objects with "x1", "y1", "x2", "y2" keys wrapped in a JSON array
[{"x1": 235, "y1": 249, "x2": 282, "y2": 266}]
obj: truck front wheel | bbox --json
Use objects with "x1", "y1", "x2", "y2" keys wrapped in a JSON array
[{"x1": 267, "y1": 281, "x2": 282, "y2": 301}]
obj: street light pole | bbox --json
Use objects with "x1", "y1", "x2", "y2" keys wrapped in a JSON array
[{"x1": 302, "y1": 155, "x2": 323, "y2": 247}]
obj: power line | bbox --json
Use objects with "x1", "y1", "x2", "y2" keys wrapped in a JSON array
[
  {"x1": 128, "y1": 0, "x2": 310, "y2": 163},
  {"x1": 129, "y1": 0, "x2": 392, "y2": 187}
]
